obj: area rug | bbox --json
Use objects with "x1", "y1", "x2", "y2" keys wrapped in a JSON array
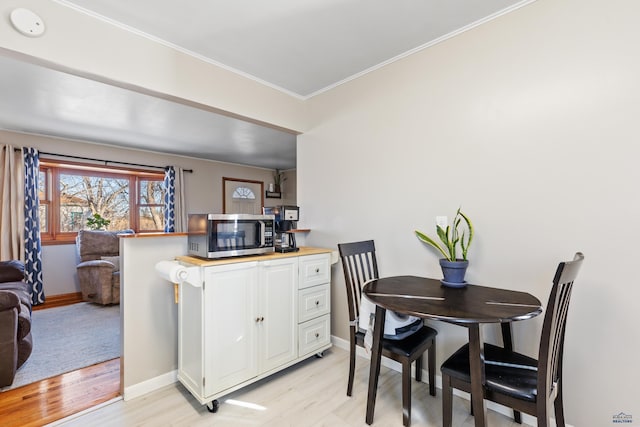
[{"x1": 2, "y1": 302, "x2": 120, "y2": 391}]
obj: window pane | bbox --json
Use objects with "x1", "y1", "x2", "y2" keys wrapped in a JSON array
[
  {"x1": 59, "y1": 173, "x2": 130, "y2": 231},
  {"x1": 139, "y1": 206, "x2": 165, "y2": 231},
  {"x1": 232, "y1": 186, "x2": 256, "y2": 199},
  {"x1": 139, "y1": 180, "x2": 164, "y2": 204},
  {"x1": 39, "y1": 205, "x2": 48, "y2": 232},
  {"x1": 38, "y1": 171, "x2": 46, "y2": 200}
]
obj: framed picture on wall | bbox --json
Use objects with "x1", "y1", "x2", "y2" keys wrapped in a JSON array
[{"x1": 222, "y1": 177, "x2": 264, "y2": 214}]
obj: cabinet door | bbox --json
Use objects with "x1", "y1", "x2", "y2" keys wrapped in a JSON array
[
  {"x1": 259, "y1": 257, "x2": 298, "y2": 372},
  {"x1": 204, "y1": 262, "x2": 258, "y2": 396}
]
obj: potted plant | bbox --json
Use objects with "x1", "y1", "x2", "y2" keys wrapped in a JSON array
[
  {"x1": 86, "y1": 213, "x2": 111, "y2": 230},
  {"x1": 273, "y1": 169, "x2": 287, "y2": 193},
  {"x1": 415, "y1": 208, "x2": 474, "y2": 287}
]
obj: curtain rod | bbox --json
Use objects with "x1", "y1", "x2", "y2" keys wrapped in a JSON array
[{"x1": 14, "y1": 148, "x2": 193, "y2": 173}]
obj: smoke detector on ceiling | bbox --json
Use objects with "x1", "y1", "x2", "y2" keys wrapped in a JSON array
[{"x1": 10, "y1": 8, "x2": 46, "y2": 38}]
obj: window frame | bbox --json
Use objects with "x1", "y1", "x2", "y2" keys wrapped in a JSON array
[
  {"x1": 40, "y1": 159, "x2": 166, "y2": 245},
  {"x1": 136, "y1": 177, "x2": 166, "y2": 232}
]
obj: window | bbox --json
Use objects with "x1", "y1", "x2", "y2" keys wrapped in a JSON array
[
  {"x1": 232, "y1": 186, "x2": 256, "y2": 199},
  {"x1": 40, "y1": 160, "x2": 166, "y2": 244},
  {"x1": 138, "y1": 179, "x2": 165, "y2": 231},
  {"x1": 38, "y1": 169, "x2": 49, "y2": 234}
]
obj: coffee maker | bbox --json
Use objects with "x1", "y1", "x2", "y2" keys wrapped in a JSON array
[{"x1": 266, "y1": 205, "x2": 300, "y2": 253}]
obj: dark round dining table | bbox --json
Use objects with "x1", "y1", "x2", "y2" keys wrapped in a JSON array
[{"x1": 363, "y1": 275, "x2": 542, "y2": 427}]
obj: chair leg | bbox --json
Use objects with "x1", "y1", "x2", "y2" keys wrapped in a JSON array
[
  {"x1": 414, "y1": 355, "x2": 423, "y2": 382},
  {"x1": 442, "y1": 373, "x2": 453, "y2": 427},
  {"x1": 514, "y1": 410, "x2": 522, "y2": 424},
  {"x1": 402, "y1": 359, "x2": 412, "y2": 426},
  {"x1": 347, "y1": 335, "x2": 356, "y2": 397},
  {"x1": 501, "y1": 324, "x2": 521, "y2": 423},
  {"x1": 428, "y1": 339, "x2": 436, "y2": 396},
  {"x1": 554, "y1": 387, "x2": 566, "y2": 427},
  {"x1": 537, "y1": 405, "x2": 549, "y2": 427}
]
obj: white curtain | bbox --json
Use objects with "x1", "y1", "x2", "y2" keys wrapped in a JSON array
[{"x1": 0, "y1": 145, "x2": 25, "y2": 260}]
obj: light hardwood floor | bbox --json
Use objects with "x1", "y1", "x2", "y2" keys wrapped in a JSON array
[
  {"x1": 0, "y1": 358, "x2": 120, "y2": 427},
  {"x1": 53, "y1": 347, "x2": 527, "y2": 427},
  {"x1": 0, "y1": 296, "x2": 118, "y2": 427}
]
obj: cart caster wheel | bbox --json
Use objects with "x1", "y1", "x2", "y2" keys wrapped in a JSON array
[
  {"x1": 206, "y1": 400, "x2": 219, "y2": 413},
  {"x1": 315, "y1": 351, "x2": 324, "y2": 358}
]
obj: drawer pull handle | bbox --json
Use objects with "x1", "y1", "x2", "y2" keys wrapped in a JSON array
[
  {"x1": 256, "y1": 317, "x2": 260, "y2": 323},
  {"x1": 315, "y1": 300, "x2": 320, "y2": 305},
  {"x1": 315, "y1": 268, "x2": 320, "y2": 273},
  {"x1": 256, "y1": 316, "x2": 265, "y2": 323},
  {"x1": 315, "y1": 332, "x2": 320, "y2": 338}
]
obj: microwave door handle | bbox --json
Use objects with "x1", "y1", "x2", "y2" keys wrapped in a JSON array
[{"x1": 259, "y1": 221, "x2": 265, "y2": 247}]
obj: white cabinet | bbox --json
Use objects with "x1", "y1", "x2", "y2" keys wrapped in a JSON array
[
  {"x1": 177, "y1": 250, "x2": 332, "y2": 408},
  {"x1": 297, "y1": 253, "x2": 332, "y2": 356},
  {"x1": 203, "y1": 262, "x2": 259, "y2": 396},
  {"x1": 178, "y1": 261, "x2": 259, "y2": 399},
  {"x1": 258, "y1": 258, "x2": 298, "y2": 373}
]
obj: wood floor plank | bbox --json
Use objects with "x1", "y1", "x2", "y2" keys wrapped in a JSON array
[{"x1": 0, "y1": 358, "x2": 120, "y2": 427}]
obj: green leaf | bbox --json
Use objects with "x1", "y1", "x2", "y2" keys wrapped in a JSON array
[
  {"x1": 458, "y1": 210, "x2": 474, "y2": 260},
  {"x1": 436, "y1": 225, "x2": 448, "y2": 246},
  {"x1": 415, "y1": 230, "x2": 451, "y2": 260}
]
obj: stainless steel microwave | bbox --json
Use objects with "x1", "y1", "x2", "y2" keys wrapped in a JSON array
[{"x1": 187, "y1": 214, "x2": 275, "y2": 259}]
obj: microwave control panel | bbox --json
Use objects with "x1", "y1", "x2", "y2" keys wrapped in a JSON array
[{"x1": 264, "y1": 222, "x2": 274, "y2": 246}]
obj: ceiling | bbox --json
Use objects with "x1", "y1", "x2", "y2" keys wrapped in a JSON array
[
  {"x1": 0, "y1": 54, "x2": 298, "y2": 170},
  {"x1": 0, "y1": 0, "x2": 533, "y2": 169}
]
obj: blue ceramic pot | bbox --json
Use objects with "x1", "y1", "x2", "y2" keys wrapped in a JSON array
[{"x1": 439, "y1": 259, "x2": 469, "y2": 287}]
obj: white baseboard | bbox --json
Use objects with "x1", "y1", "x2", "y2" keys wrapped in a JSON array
[
  {"x1": 123, "y1": 370, "x2": 178, "y2": 401},
  {"x1": 330, "y1": 335, "x2": 574, "y2": 427},
  {"x1": 47, "y1": 397, "x2": 123, "y2": 426}
]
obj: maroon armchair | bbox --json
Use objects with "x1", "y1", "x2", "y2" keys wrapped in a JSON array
[{"x1": 0, "y1": 260, "x2": 33, "y2": 387}]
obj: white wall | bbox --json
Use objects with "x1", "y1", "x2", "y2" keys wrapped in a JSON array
[
  {"x1": 0, "y1": 129, "x2": 296, "y2": 295},
  {"x1": 298, "y1": 0, "x2": 639, "y2": 426},
  {"x1": 119, "y1": 234, "x2": 186, "y2": 398}
]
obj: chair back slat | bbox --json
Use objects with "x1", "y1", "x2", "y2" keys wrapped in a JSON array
[
  {"x1": 538, "y1": 252, "x2": 584, "y2": 401},
  {"x1": 338, "y1": 240, "x2": 379, "y2": 324}
]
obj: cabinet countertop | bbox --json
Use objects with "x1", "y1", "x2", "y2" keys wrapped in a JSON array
[{"x1": 175, "y1": 246, "x2": 333, "y2": 267}]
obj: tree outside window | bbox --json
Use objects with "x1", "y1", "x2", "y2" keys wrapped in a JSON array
[
  {"x1": 38, "y1": 169, "x2": 49, "y2": 233},
  {"x1": 138, "y1": 179, "x2": 164, "y2": 231},
  {"x1": 60, "y1": 173, "x2": 130, "y2": 231}
]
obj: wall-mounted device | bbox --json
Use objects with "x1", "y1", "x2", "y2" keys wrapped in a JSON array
[
  {"x1": 10, "y1": 8, "x2": 46, "y2": 37},
  {"x1": 263, "y1": 205, "x2": 300, "y2": 253}
]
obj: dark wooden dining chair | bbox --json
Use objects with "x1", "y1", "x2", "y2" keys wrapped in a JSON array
[
  {"x1": 441, "y1": 252, "x2": 584, "y2": 427},
  {"x1": 338, "y1": 240, "x2": 438, "y2": 427}
]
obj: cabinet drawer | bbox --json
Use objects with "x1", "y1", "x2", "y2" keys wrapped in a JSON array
[
  {"x1": 298, "y1": 315, "x2": 330, "y2": 357},
  {"x1": 298, "y1": 284, "x2": 330, "y2": 323},
  {"x1": 299, "y1": 253, "x2": 330, "y2": 289}
]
